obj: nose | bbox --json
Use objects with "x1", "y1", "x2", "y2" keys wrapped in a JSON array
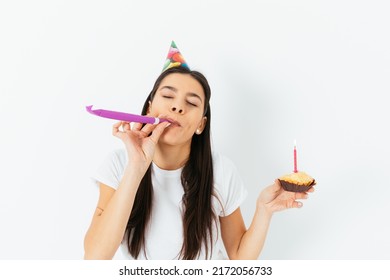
[{"x1": 171, "y1": 106, "x2": 184, "y2": 114}]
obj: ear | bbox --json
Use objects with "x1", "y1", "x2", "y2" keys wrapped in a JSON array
[
  {"x1": 147, "y1": 101, "x2": 152, "y2": 115},
  {"x1": 195, "y1": 116, "x2": 207, "y2": 135}
]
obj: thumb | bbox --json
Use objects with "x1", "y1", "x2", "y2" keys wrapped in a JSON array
[
  {"x1": 149, "y1": 122, "x2": 171, "y2": 144},
  {"x1": 286, "y1": 199, "x2": 303, "y2": 209}
]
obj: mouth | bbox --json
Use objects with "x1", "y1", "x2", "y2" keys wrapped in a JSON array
[{"x1": 165, "y1": 117, "x2": 181, "y2": 127}]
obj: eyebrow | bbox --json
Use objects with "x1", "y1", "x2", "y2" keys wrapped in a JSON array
[{"x1": 159, "y1": 86, "x2": 203, "y2": 103}]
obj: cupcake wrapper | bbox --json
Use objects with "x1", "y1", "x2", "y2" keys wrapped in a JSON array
[{"x1": 278, "y1": 179, "x2": 316, "y2": 193}]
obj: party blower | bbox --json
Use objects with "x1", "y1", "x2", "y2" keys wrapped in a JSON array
[{"x1": 86, "y1": 105, "x2": 170, "y2": 124}]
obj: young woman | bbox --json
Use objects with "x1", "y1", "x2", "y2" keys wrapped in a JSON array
[{"x1": 84, "y1": 47, "x2": 313, "y2": 260}]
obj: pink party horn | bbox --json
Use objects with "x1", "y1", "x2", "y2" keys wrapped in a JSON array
[{"x1": 86, "y1": 105, "x2": 170, "y2": 124}]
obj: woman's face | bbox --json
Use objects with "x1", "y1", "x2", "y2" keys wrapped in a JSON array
[{"x1": 148, "y1": 73, "x2": 207, "y2": 147}]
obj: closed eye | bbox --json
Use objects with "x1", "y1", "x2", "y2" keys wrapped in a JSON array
[{"x1": 187, "y1": 101, "x2": 198, "y2": 107}]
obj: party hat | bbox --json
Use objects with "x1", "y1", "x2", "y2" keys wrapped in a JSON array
[{"x1": 162, "y1": 41, "x2": 189, "y2": 72}]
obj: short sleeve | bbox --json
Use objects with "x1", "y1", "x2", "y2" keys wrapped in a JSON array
[
  {"x1": 91, "y1": 149, "x2": 128, "y2": 190},
  {"x1": 213, "y1": 154, "x2": 248, "y2": 217}
]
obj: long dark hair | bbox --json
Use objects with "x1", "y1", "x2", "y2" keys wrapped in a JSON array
[{"x1": 124, "y1": 66, "x2": 217, "y2": 259}]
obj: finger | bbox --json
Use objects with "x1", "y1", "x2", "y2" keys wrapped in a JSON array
[
  {"x1": 307, "y1": 187, "x2": 315, "y2": 193},
  {"x1": 132, "y1": 122, "x2": 143, "y2": 131},
  {"x1": 112, "y1": 121, "x2": 123, "y2": 136},
  {"x1": 286, "y1": 198, "x2": 303, "y2": 209},
  {"x1": 122, "y1": 122, "x2": 131, "y2": 132},
  {"x1": 149, "y1": 122, "x2": 171, "y2": 144},
  {"x1": 293, "y1": 201, "x2": 303, "y2": 208},
  {"x1": 140, "y1": 114, "x2": 165, "y2": 134},
  {"x1": 283, "y1": 197, "x2": 303, "y2": 209},
  {"x1": 141, "y1": 123, "x2": 157, "y2": 136},
  {"x1": 295, "y1": 192, "x2": 309, "y2": 200}
]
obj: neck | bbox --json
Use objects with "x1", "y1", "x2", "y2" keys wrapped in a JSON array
[{"x1": 153, "y1": 142, "x2": 191, "y2": 170}]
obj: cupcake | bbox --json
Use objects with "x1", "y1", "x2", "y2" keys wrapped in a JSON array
[{"x1": 278, "y1": 171, "x2": 316, "y2": 192}]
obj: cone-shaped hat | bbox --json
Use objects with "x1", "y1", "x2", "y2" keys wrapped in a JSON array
[{"x1": 162, "y1": 41, "x2": 189, "y2": 72}]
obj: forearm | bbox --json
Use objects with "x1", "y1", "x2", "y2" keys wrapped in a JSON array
[
  {"x1": 235, "y1": 205, "x2": 273, "y2": 260},
  {"x1": 84, "y1": 165, "x2": 143, "y2": 259}
]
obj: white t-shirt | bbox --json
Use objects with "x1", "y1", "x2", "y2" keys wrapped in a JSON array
[{"x1": 92, "y1": 149, "x2": 247, "y2": 260}]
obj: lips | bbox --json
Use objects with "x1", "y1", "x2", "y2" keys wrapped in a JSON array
[
  {"x1": 161, "y1": 116, "x2": 181, "y2": 127},
  {"x1": 166, "y1": 118, "x2": 181, "y2": 127}
]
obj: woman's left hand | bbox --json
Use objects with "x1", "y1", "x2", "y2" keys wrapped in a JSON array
[{"x1": 257, "y1": 180, "x2": 314, "y2": 214}]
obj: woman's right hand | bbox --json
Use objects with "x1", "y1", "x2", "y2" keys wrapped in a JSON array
[{"x1": 112, "y1": 120, "x2": 171, "y2": 174}]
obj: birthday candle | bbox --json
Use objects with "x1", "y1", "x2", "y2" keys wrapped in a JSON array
[{"x1": 293, "y1": 140, "x2": 298, "y2": 173}]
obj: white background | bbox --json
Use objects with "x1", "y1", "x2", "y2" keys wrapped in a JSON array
[{"x1": 1, "y1": 0, "x2": 389, "y2": 259}]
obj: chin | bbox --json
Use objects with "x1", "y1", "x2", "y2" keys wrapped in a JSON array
[{"x1": 159, "y1": 131, "x2": 191, "y2": 147}]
